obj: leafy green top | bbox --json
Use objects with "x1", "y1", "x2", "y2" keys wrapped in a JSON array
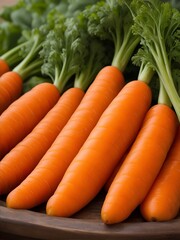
[
  {"x1": 40, "y1": 11, "x2": 110, "y2": 93},
  {"x1": 83, "y1": 0, "x2": 140, "y2": 72},
  {"x1": 127, "y1": 0, "x2": 180, "y2": 121}
]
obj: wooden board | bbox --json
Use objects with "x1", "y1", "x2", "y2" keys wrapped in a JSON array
[{"x1": 0, "y1": 192, "x2": 180, "y2": 240}]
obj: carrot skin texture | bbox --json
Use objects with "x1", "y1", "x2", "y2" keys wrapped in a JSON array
[
  {"x1": 140, "y1": 125, "x2": 180, "y2": 222},
  {"x1": 6, "y1": 66, "x2": 125, "y2": 209},
  {"x1": 0, "y1": 59, "x2": 10, "y2": 76},
  {"x1": 0, "y1": 88, "x2": 84, "y2": 195},
  {"x1": 0, "y1": 82, "x2": 60, "y2": 159},
  {"x1": 101, "y1": 104, "x2": 179, "y2": 224},
  {"x1": 46, "y1": 80, "x2": 152, "y2": 217},
  {"x1": 0, "y1": 71, "x2": 23, "y2": 115}
]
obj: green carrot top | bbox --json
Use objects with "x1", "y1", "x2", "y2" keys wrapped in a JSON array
[
  {"x1": 83, "y1": 0, "x2": 140, "y2": 72},
  {"x1": 0, "y1": 0, "x2": 70, "y2": 76},
  {"x1": 0, "y1": 0, "x2": 100, "y2": 77},
  {"x1": 126, "y1": 0, "x2": 180, "y2": 121},
  {"x1": 0, "y1": 0, "x2": 63, "y2": 55},
  {"x1": 40, "y1": 9, "x2": 111, "y2": 94}
]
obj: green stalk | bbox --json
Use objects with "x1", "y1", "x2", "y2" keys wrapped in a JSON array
[
  {"x1": 112, "y1": 34, "x2": 140, "y2": 71},
  {"x1": 74, "y1": 40, "x2": 109, "y2": 92},
  {"x1": 19, "y1": 59, "x2": 43, "y2": 80},
  {"x1": 110, "y1": 4, "x2": 140, "y2": 72},
  {"x1": 130, "y1": 0, "x2": 180, "y2": 121},
  {"x1": 138, "y1": 63, "x2": 154, "y2": 84},
  {"x1": 74, "y1": 53, "x2": 94, "y2": 91},
  {"x1": 54, "y1": 55, "x2": 77, "y2": 93},
  {"x1": 0, "y1": 41, "x2": 28, "y2": 67},
  {"x1": 13, "y1": 34, "x2": 42, "y2": 79},
  {"x1": 148, "y1": 41, "x2": 180, "y2": 120},
  {"x1": 159, "y1": 72, "x2": 180, "y2": 121},
  {"x1": 158, "y1": 81, "x2": 172, "y2": 107}
]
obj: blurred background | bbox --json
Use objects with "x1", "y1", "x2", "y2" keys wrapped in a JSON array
[{"x1": 0, "y1": 1, "x2": 17, "y2": 7}]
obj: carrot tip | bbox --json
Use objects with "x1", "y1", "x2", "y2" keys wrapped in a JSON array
[{"x1": 101, "y1": 212, "x2": 114, "y2": 225}]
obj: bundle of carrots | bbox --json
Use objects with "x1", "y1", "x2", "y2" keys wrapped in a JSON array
[{"x1": 0, "y1": 0, "x2": 180, "y2": 225}]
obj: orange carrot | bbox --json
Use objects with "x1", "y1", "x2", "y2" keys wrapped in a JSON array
[
  {"x1": 0, "y1": 82, "x2": 60, "y2": 159},
  {"x1": 0, "y1": 41, "x2": 43, "y2": 114},
  {"x1": 6, "y1": 66, "x2": 125, "y2": 209},
  {"x1": 0, "y1": 60, "x2": 44, "y2": 115},
  {"x1": 0, "y1": 88, "x2": 84, "y2": 195},
  {"x1": 0, "y1": 59, "x2": 10, "y2": 76},
  {"x1": 101, "y1": 104, "x2": 178, "y2": 224},
  {"x1": 140, "y1": 125, "x2": 180, "y2": 222},
  {"x1": 0, "y1": 71, "x2": 23, "y2": 115},
  {"x1": 0, "y1": 24, "x2": 48, "y2": 114},
  {"x1": 0, "y1": 46, "x2": 24, "y2": 115},
  {"x1": 44, "y1": 79, "x2": 152, "y2": 217}
]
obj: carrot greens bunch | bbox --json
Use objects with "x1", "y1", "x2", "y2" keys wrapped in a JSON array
[
  {"x1": 0, "y1": 0, "x2": 102, "y2": 113},
  {"x1": 83, "y1": 0, "x2": 140, "y2": 72},
  {"x1": 0, "y1": 0, "x2": 62, "y2": 56},
  {"x1": 128, "y1": 0, "x2": 180, "y2": 120},
  {"x1": 0, "y1": 0, "x2": 99, "y2": 71},
  {"x1": 0, "y1": 0, "x2": 68, "y2": 77},
  {"x1": 40, "y1": 12, "x2": 111, "y2": 93}
]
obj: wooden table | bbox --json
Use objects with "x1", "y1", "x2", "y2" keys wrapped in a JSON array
[{"x1": 1, "y1": 193, "x2": 180, "y2": 240}]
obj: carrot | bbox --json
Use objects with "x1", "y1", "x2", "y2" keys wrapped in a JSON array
[
  {"x1": 140, "y1": 125, "x2": 180, "y2": 222},
  {"x1": 0, "y1": 88, "x2": 84, "y2": 195},
  {"x1": 101, "y1": 104, "x2": 179, "y2": 224},
  {"x1": 44, "y1": 79, "x2": 152, "y2": 217},
  {"x1": 0, "y1": 45, "x2": 24, "y2": 116},
  {"x1": 0, "y1": 71, "x2": 23, "y2": 115},
  {"x1": 0, "y1": 58, "x2": 43, "y2": 115},
  {"x1": 6, "y1": 66, "x2": 125, "y2": 209},
  {"x1": 0, "y1": 82, "x2": 60, "y2": 159},
  {"x1": 0, "y1": 59, "x2": 10, "y2": 76},
  {"x1": 0, "y1": 23, "x2": 49, "y2": 114}
]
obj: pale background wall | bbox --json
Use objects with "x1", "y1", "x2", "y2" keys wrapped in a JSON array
[{"x1": 0, "y1": 0, "x2": 17, "y2": 7}]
